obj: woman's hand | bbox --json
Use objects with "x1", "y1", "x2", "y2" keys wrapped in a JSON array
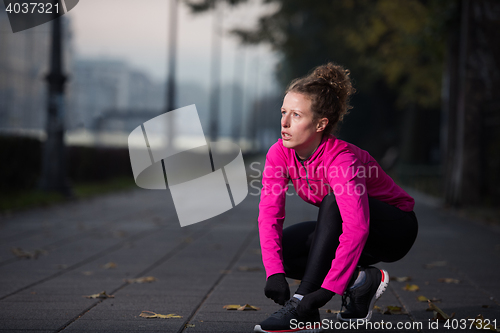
[
  {"x1": 296, "y1": 288, "x2": 334, "y2": 316},
  {"x1": 264, "y1": 273, "x2": 290, "y2": 305}
]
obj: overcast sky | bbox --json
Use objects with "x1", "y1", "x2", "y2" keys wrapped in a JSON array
[{"x1": 68, "y1": 0, "x2": 280, "y2": 91}]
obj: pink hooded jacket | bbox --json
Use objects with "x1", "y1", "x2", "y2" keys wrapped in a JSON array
[{"x1": 258, "y1": 134, "x2": 415, "y2": 295}]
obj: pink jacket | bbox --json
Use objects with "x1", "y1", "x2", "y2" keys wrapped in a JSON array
[{"x1": 258, "y1": 134, "x2": 415, "y2": 295}]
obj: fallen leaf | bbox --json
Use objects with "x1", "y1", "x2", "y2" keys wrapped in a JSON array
[
  {"x1": 252, "y1": 248, "x2": 262, "y2": 255},
  {"x1": 238, "y1": 266, "x2": 261, "y2": 272},
  {"x1": 290, "y1": 280, "x2": 301, "y2": 286},
  {"x1": 403, "y1": 283, "x2": 420, "y2": 292},
  {"x1": 139, "y1": 311, "x2": 182, "y2": 319},
  {"x1": 11, "y1": 247, "x2": 46, "y2": 259},
  {"x1": 373, "y1": 305, "x2": 382, "y2": 313},
  {"x1": 473, "y1": 314, "x2": 500, "y2": 332},
  {"x1": 125, "y1": 276, "x2": 157, "y2": 284},
  {"x1": 100, "y1": 262, "x2": 117, "y2": 269},
  {"x1": 85, "y1": 291, "x2": 114, "y2": 299},
  {"x1": 428, "y1": 300, "x2": 455, "y2": 321},
  {"x1": 223, "y1": 304, "x2": 260, "y2": 311},
  {"x1": 326, "y1": 309, "x2": 340, "y2": 314},
  {"x1": 425, "y1": 261, "x2": 447, "y2": 269},
  {"x1": 382, "y1": 306, "x2": 406, "y2": 315},
  {"x1": 438, "y1": 278, "x2": 460, "y2": 284},
  {"x1": 238, "y1": 304, "x2": 260, "y2": 311},
  {"x1": 417, "y1": 296, "x2": 441, "y2": 303},
  {"x1": 391, "y1": 276, "x2": 412, "y2": 282},
  {"x1": 114, "y1": 230, "x2": 128, "y2": 238},
  {"x1": 185, "y1": 324, "x2": 195, "y2": 328}
]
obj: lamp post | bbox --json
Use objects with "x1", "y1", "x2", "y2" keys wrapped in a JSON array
[
  {"x1": 166, "y1": 0, "x2": 178, "y2": 150},
  {"x1": 39, "y1": 13, "x2": 71, "y2": 195},
  {"x1": 209, "y1": 3, "x2": 222, "y2": 143}
]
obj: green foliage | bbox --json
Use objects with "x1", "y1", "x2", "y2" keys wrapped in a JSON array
[{"x1": 230, "y1": 0, "x2": 458, "y2": 109}]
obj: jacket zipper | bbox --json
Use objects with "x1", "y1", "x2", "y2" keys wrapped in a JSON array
[{"x1": 299, "y1": 160, "x2": 311, "y2": 190}]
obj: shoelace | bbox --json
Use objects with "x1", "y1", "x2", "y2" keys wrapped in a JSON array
[{"x1": 272, "y1": 299, "x2": 298, "y2": 318}]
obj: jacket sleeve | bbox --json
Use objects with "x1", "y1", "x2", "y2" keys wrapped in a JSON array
[
  {"x1": 321, "y1": 152, "x2": 370, "y2": 295},
  {"x1": 258, "y1": 144, "x2": 289, "y2": 279}
]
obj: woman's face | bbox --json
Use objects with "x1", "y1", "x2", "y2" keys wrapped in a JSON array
[{"x1": 281, "y1": 92, "x2": 326, "y2": 158}]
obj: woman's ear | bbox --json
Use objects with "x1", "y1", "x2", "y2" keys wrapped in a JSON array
[{"x1": 316, "y1": 118, "x2": 328, "y2": 132}]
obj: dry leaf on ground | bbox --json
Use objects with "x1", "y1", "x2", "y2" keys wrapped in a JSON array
[
  {"x1": 11, "y1": 247, "x2": 46, "y2": 259},
  {"x1": 382, "y1": 306, "x2": 406, "y2": 315},
  {"x1": 428, "y1": 300, "x2": 455, "y2": 321},
  {"x1": 100, "y1": 262, "x2": 117, "y2": 269},
  {"x1": 403, "y1": 283, "x2": 420, "y2": 292},
  {"x1": 252, "y1": 248, "x2": 262, "y2": 255},
  {"x1": 391, "y1": 276, "x2": 412, "y2": 282},
  {"x1": 417, "y1": 295, "x2": 441, "y2": 303},
  {"x1": 223, "y1": 304, "x2": 260, "y2": 311},
  {"x1": 125, "y1": 276, "x2": 157, "y2": 284},
  {"x1": 326, "y1": 309, "x2": 340, "y2": 314},
  {"x1": 424, "y1": 261, "x2": 447, "y2": 269},
  {"x1": 139, "y1": 311, "x2": 182, "y2": 319},
  {"x1": 238, "y1": 266, "x2": 261, "y2": 272},
  {"x1": 473, "y1": 314, "x2": 500, "y2": 332},
  {"x1": 185, "y1": 324, "x2": 195, "y2": 328},
  {"x1": 84, "y1": 291, "x2": 114, "y2": 299},
  {"x1": 438, "y1": 278, "x2": 460, "y2": 284}
]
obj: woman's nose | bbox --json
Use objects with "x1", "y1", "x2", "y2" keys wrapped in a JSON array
[{"x1": 281, "y1": 114, "x2": 289, "y2": 128}]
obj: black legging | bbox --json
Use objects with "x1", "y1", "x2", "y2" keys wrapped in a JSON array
[{"x1": 282, "y1": 193, "x2": 418, "y2": 295}]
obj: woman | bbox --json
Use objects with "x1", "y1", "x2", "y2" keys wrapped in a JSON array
[{"x1": 255, "y1": 63, "x2": 418, "y2": 333}]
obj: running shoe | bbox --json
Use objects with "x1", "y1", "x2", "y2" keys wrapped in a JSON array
[
  {"x1": 254, "y1": 297, "x2": 322, "y2": 333},
  {"x1": 337, "y1": 266, "x2": 389, "y2": 322}
]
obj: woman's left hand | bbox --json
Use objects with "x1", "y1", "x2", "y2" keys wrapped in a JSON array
[{"x1": 296, "y1": 288, "x2": 335, "y2": 316}]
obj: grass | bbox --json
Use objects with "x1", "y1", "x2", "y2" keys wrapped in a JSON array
[{"x1": 0, "y1": 177, "x2": 136, "y2": 214}]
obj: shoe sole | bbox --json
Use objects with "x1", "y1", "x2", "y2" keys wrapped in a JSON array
[
  {"x1": 337, "y1": 269, "x2": 390, "y2": 323},
  {"x1": 254, "y1": 324, "x2": 323, "y2": 333}
]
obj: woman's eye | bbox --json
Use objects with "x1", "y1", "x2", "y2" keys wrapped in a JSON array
[{"x1": 294, "y1": 113, "x2": 299, "y2": 117}]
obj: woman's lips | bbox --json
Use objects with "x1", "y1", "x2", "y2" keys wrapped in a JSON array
[{"x1": 282, "y1": 132, "x2": 291, "y2": 140}]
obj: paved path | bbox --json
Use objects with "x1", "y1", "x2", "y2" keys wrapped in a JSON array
[{"x1": 0, "y1": 158, "x2": 499, "y2": 333}]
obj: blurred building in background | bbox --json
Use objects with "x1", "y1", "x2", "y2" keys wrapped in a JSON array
[{"x1": 70, "y1": 59, "x2": 165, "y2": 131}]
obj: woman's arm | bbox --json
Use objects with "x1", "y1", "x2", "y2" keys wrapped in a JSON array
[
  {"x1": 321, "y1": 153, "x2": 370, "y2": 295},
  {"x1": 258, "y1": 144, "x2": 290, "y2": 278}
]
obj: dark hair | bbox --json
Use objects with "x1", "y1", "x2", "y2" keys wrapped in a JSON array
[{"x1": 286, "y1": 62, "x2": 355, "y2": 135}]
